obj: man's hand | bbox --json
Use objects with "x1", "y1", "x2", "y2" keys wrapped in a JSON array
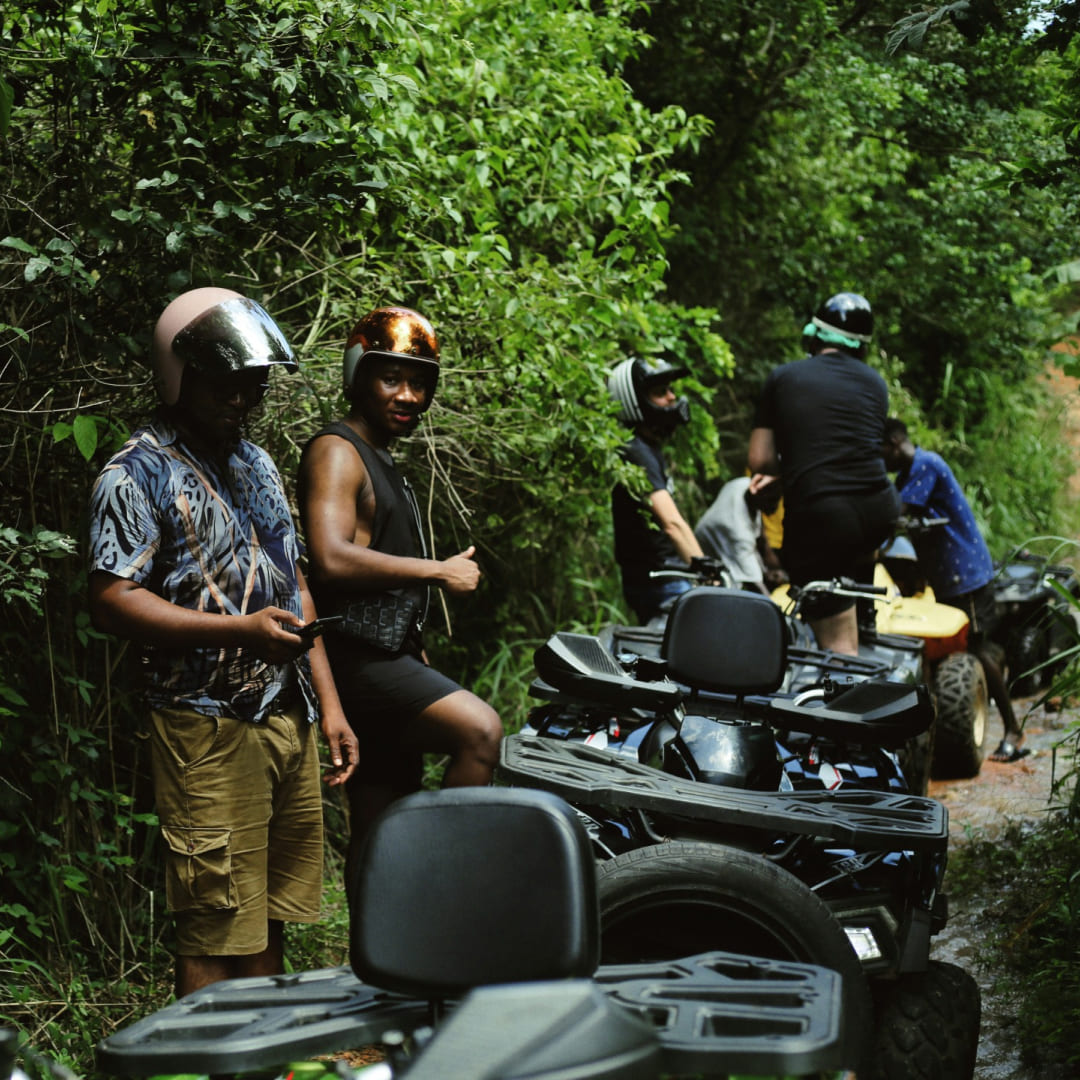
[
  {"x1": 320, "y1": 710, "x2": 358, "y2": 786},
  {"x1": 439, "y1": 545, "x2": 481, "y2": 596},
  {"x1": 764, "y1": 567, "x2": 790, "y2": 589},
  {"x1": 241, "y1": 607, "x2": 312, "y2": 663},
  {"x1": 89, "y1": 574, "x2": 315, "y2": 662}
]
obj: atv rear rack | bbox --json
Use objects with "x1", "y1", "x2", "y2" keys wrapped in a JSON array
[
  {"x1": 499, "y1": 734, "x2": 948, "y2": 852},
  {"x1": 97, "y1": 953, "x2": 844, "y2": 1078}
]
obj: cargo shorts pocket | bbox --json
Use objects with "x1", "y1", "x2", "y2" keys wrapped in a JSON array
[{"x1": 161, "y1": 827, "x2": 238, "y2": 913}]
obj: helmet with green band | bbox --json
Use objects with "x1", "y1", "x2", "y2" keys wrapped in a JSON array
[{"x1": 801, "y1": 292, "x2": 873, "y2": 357}]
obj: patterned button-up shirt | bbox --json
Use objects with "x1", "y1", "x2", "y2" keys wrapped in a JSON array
[{"x1": 89, "y1": 416, "x2": 314, "y2": 723}]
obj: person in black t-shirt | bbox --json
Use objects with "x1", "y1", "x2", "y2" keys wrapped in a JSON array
[
  {"x1": 609, "y1": 356, "x2": 706, "y2": 622},
  {"x1": 297, "y1": 306, "x2": 502, "y2": 885},
  {"x1": 749, "y1": 293, "x2": 900, "y2": 655}
]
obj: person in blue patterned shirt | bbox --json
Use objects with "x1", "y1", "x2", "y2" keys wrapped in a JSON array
[
  {"x1": 882, "y1": 418, "x2": 1025, "y2": 763},
  {"x1": 88, "y1": 287, "x2": 359, "y2": 996}
]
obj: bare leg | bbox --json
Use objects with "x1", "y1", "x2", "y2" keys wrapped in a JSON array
[
  {"x1": 344, "y1": 690, "x2": 502, "y2": 896},
  {"x1": 234, "y1": 919, "x2": 283, "y2": 978},
  {"x1": 975, "y1": 643, "x2": 1025, "y2": 760},
  {"x1": 176, "y1": 954, "x2": 232, "y2": 999},
  {"x1": 404, "y1": 689, "x2": 503, "y2": 788},
  {"x1": 809, "y1": 607, "x2": 860, "y2": 657},
  {"x1": 175, "y1": 921, "x2": 283, "y2": 997}
]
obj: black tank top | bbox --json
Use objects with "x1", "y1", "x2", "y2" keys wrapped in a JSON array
[{"x1": 300, "y1": 421, "x2": 429, "y2": 627}]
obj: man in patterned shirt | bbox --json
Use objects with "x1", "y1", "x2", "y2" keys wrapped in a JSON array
[
  {"x1": 882, "y1": 417, "x2": 1025, "y2": 763},
  {"x1": 88, "y1": 288, "x2": 358, "y2": 996}
]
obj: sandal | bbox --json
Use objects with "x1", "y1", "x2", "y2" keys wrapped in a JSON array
[{"x1": 989, "y1": 737, "x2": 1030, "y2": 764}]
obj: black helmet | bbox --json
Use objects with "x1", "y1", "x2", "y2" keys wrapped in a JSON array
[
  {"x1": 608, "y1": 356, "x2": 690, "y2": 433},
  {"x1": 802, "y1": 292, "x2": 873, "y2": 356}
]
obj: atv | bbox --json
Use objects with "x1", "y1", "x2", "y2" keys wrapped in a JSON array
[
  {"x1": 89, "y1": 787, "x2": 854, "y2": 1080},
  {"x1": 873, "y1": 534, "x2": 988, "y2": 780},
  {"x1": 990, "y1": 540, "x2": 1080, "y2": 697},
  {"x1": 501, "y1": 585, "x2": 981, "y2": 1079},
  {"x1": 594, "y1": 559, "x2": 936, "y2": 791}
]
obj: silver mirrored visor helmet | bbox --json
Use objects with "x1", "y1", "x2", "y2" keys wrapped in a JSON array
[{"x1": 172, "y1": 297, "x2": 297, "y2": 376}]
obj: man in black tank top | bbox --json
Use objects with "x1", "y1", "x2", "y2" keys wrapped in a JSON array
[{"x1": 297, "y1": 307, "x2": 503, "y2": 887}]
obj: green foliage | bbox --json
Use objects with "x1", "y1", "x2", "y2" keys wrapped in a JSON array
[
  {"x1": 1, "y1": 0, "x2": 724, "y2": 1069},
  {"x1": 886, "y1": 2, "x2": 977, "y2": 54},
  {"x1": 945, "y1": 560, "x2": 1080, "y2": 1069},
  {"x1": 949, "y1": 813, "x2": 1080, "y2": 1069},
  {"x1": 275, "y1": 0, "x2": 734, "y2": 655},
  {"x1": 623, "y1": 0, "x2": 1079, "y2": 543},
  {"x1": 0, "y1": 527, "x2": 77, "y2": 612}
]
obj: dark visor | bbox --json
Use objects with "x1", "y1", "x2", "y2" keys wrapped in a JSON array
[{"x1": 172, "y1": 297, "x2": 297, "y2": 375}]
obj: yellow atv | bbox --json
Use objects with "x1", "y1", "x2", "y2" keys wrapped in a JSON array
[
  {"x1": 772, "y1": 546, "x2": 987, "y2": 782},
  {"x1": 872, "y1": 547, "x2": 988, "y2": 780}
]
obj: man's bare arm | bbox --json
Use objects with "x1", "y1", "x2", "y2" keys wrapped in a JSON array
[
  {"x1": 301, "y1": 436, "x2": 481, "y2": 596},
  {"x1": 649, "y1": 488, "x2": 705, "y2": 564},
  {"x1": 296, "y1": 565, "x2": 358, "y2": 785},
  {"x1": 89, "y1": 571, "x2": 309, "y2": 664},
  {"x1": 748, "y1": 427, "x2": 780, "y2": 476}
]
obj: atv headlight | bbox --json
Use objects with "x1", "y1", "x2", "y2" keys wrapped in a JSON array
[{"x1": 844, "y1": 926, "x2": 883, "y2": 962}]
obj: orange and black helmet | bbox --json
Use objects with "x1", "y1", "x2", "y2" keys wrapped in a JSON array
[{"x1": 343, "y1": 306, "x2": 441, "y2": 405}]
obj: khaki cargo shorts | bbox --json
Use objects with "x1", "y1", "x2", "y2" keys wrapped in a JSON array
[{"x1": 149, "y1": 703, "x2": 323, "y2": 956}]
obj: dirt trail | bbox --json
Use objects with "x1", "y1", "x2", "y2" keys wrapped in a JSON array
[
  {"x1": 929, "y1": 696, "x2": 1077, "y2": 1080},
  {"x1": 930, "y1": 699, "x2": 1073, "y2": 842}
]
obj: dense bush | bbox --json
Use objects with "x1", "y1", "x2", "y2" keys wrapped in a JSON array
[
  {"x1": 949, "y1": 812, "x2": 1080, "y2": 1071},
  {"x1": 0, "y1": 1, "x2": 727, "y2": 1062}
]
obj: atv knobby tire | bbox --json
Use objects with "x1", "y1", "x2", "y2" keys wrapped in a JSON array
[
  {"x1": 594, "y1": 841, "x2": 873, "y2": 1070},
  {"x1": 931, "y1": 652, "x2": 987, "y2": 780},
  {"x1": 869, "y1": 960, "x2": 981, "y2": 1080}
]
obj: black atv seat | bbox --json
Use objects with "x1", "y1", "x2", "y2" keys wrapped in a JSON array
[
  {"x1": 349, "y1": 787, "x2": 598, "y2": 996},
  {"x1": 663, "y1": 587, "x2": 788, "y2": 694},
  {"x1": 540, "y1": 588, "x2": 791, "y2": 704},
  {"x1": 533, "y1": 609, "x2": 931, "y2": 746}
]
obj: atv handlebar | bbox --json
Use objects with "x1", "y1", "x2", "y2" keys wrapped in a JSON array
[
  {"x1": 896, "y1": 514, "x2": 949, "y2": 535},
  {"x1": 786, "y1": 578, "x2": 889, "y2": 612},
  {"x1": 648, "y1": 556, "x2": 734, "y2": 587}
]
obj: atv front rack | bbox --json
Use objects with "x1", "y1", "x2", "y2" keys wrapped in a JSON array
[
  {"x1": 499, "y1": 734, "x2": 948, "y2": 852},
  {"x1": 97, "y1": 953, "x2": 844, "y2": 1078}
]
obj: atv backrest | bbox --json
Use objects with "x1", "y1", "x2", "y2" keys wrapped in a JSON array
[
  {"x1": 349, "y1": 787, "x2": 600, "y2": 998},
  {"x1": 663, "y1": 586, "x2": 788, "y2": 694}
]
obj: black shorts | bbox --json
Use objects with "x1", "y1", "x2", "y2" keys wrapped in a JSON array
[
  {"x1": 324, "y1": 633, "x2": 461, "y2": 785},
  {"x1": 782, "y1": 486, "x2": 900, "y2": 619},
  {"x1": 939, "y1": 582, "x2": 998, "y2": 645}
]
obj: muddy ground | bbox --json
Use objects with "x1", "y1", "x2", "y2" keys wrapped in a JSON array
[{"x1": 929, "y1": 695, "x2": 1078, "y2": 1080}]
